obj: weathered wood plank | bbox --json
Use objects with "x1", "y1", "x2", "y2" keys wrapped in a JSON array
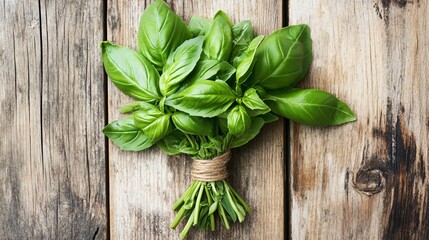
[
  {"x1": 0, "y1": 0, "x2": 107, "y2": 238},
  {"x1": 289, "y1": 0, "x2": 429, "y2": 239},
  {"x1": 107, "y1": 0, "x2": 284, "y2": 239}
]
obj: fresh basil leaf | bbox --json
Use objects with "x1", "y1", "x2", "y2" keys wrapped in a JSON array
[
  {"x1": 215, "y1": 11, "x2": 233, "y2": 27},
  {"x1": 132, "y1": 103, "x2": 163, "y2": 129},
  {"x1": 202, "y1": 11, "x2": 233, "y2": 61},
  {"x1": 227, "y1": 105, "x2": 251, "y2": 136},
  {"x1": 103, "y1": 117, "x2": 153, "y2": 151},
  {"x1": 265, "y1": 88, "x2": 357, "y2": 126},
  {"x1": 217, "y1": 106, "x2": 233, "y2": 119},
  {"x1": 101, "y1": 42, "x2": 160, "y2": 102},
  {"x1": 166, "y1": 80, "x2": 237, "y2": 117},
  {"x1": 217, "y1": 117, "x2": 228, "y2": 134},
  {"x1": 244, "y1": 107, "x2": 270, "y2": 117},
  {"x1": 259, "y1": 113, "x2": 279, "y2": 123},
  {"x1": 206, "y1": 136, "x2": 223, "y2": 152},
  {"x1": 159, "y1": 37, "x2": 204, "y2": 96},
  {"x1": 252, "y1": 85, "x2": 270, "y2": 99},
  {"x1": 200, "y1": 140, "x2": 222, "y2": 156},
  {"x1": 142, "y1": 114, "x2": 171, "y2": 142},
  {"x1": 132, "y1": 104, "x2": 172, "y2": 141},
  {"x1": 156, "y1": 130, "x2": 198, "y2": 155},
  {"x1": 187, "y1": 60, "x2": 236, "y2": 84},
  {"x1": 189, "y1": 16, "x2": 212, "y2": 37},
  {"x1": 120, "y1": 101, "x2": 156, "y2": 114},
  {"x1": 229, "y1": 20, "x2": 254, "y2": 62},
  {"x1": 222, "y1": 197, "x2": 237, "y2": 222},
  {"x1": 171, "y1": 112, "x2": 214, "y2": 136},
  {"x1": 138, "y1": 0, "x2": 192, "y2": 70},
  {"x1": 242, "y1": 88, "x2": 270, "y2": 113},
  {"x1": 234, "y1": 35, "x2": 264, "y2": 84},
  {"x1": 177, "y1": 60, "x2": 235, "y2": 93},
  {"x1": 230, "y1": 117, "x2": 265, "y2": 148},
  {"x1": 248, "y1": 24, "x2": 312, "y2": 89}
]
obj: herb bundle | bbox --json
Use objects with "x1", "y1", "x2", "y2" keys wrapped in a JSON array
[{"x1": 101, "y1": 0, "x2": 356, "y2": 238}]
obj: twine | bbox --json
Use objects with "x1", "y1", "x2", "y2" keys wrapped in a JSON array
[{"x1": 191, "y1": 151, "x2": 231, "y2": 182}]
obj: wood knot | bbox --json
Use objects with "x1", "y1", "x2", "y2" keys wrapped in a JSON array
[{"x1": 352, "y1": 168, "x2": 385, "y2": 196}]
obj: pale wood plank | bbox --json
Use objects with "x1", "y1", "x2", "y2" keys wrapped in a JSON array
[
  {"x1": 289, "y1": 0, "x2": 429, "y2": 239},
  {"x1": 107, "y1": 0, "x2": 284, "y2": 239},
  {"x1": 0, "y1": 0, "x2": 107, "y2": 238}
]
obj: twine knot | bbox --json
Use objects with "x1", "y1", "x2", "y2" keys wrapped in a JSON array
[{"x1": 191, "y1": 151, "x2": 231, "y2": 182}]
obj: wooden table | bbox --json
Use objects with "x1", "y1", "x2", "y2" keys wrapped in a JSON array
[{"x1": 1, "y1": 0, "x2": 428, "y2": 239}]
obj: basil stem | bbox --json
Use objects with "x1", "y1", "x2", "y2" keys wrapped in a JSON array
[
  {"x1": 193, "y1": 182, "x2": 206, "y2": 225},
  {"x1": 205, "y1": 184, "x2": 216, "y2": 231},
  {"x1": 179, "y1": 209, "x2": 196, "y2": 239}
]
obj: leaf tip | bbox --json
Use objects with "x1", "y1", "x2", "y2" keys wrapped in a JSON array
[
  {"x1": 119, "y1": 107, "x2": 132, "y2": 114},
  {"x1": 100, "y1": 41, "x2": 114, "y2": 53},
  {"x1": 101, "y1": 124, "x2": 110, "y2": 135},
  {"x1": 348, "y1": 111, "x2": 358, "y2": 122},
  {"x1": 213, "y1": 10, "x2": 233, "y2": 27}
]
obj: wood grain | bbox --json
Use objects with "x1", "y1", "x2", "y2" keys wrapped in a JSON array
[
  {"x1": 3, "y1": 0, "x2": 428, "y2": 239},
  {"x1": 0, "y1": 0, "x2": 107, "y2": 238},
  {"x1": 289, "y1": 0, "x2": 429, "y2": 239},
  {"x1": 106, "y1": 0, "x2": 284, "y2": 239}
]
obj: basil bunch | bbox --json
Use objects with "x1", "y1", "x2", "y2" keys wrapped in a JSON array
[{"x1": 101, "y1": 0, "x2": 356, "y2": 238}]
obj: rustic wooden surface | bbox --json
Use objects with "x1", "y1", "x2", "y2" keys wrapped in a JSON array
[
  {"x1": 2, "y1": 0, "x2": 429, "y2": 239},
  {"x1": 0, "y1": 0, "x2": 107, "y2": 239},
  {"x1": 289, "y1": 0, "x2": 429, "y2": 239},
  {"x1": 107, "y1": 0, "x2": 284, "y2": 239}
]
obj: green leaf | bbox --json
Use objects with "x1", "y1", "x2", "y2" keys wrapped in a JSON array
[
  {"x1": 171, "y1": 112, "x2": 215, "y2": 136},
  {"x1": 259, "y1": 113, "x2": 279, "y2": 123},
  {"x1": 222, "y1": 197, "x2": 237, "y2": 222},
  {"x1": 199, "y1": 140, "x2": 222, "y2": 158},
  {"x1": 178, "y1": 60, "x2": 235, "y2": 93},
  {"x1": 138, "y1": 0, "x2": 192, "y2": 70},
  {"x1": 265, "y1": 88, "x2": 357, "y2": 126},
  {"x1": 227, "y1": 105, "x2": 251, "y2": 136},
  {"x1": 101, "y1": 42, "x2": 160, "y2": 102},
  {"x1": 132, "y1": 103, "x2": 163, "y2": 129},
  {"x1": 159, "y1": 37, "x2": 204, "y2": 96},
  {"x1": 132, "y1": 104, "x2": 172, "y2": 141},
  {"x1": 242, "y1": 88, "x2": 270, "y2": 113},
  {"x1": 166, "y1": 80, "x2": 237, "y2": 117},
  {"x1": 156, "y1": 130, "x2": 198, "y2": 155},
  {"x1": 214, "y1": 11, "x2": 233, "y2": 27},
  {"x1": 198, "y1": 206, "x2": 209, "y2": 228},
  {"x1": 120, "y1": 101, "x2": 156, "y2": 114},
  {"x1": 229, "y1": 20, "x2": 254, "y2": 62},
  {"x1": 202, "y1": 11, "x2": 233, "y2": 61},
  {"x1": 205, "y1": 136, "x2": 223, "y2": 153},
  {"x1": 189, "y1": 16, "x2": 212, "y2": 37},
  {"x1": 189, "y1": 60, "x2": 236, "y2": 82},
  {"x1": 142, "y1": 114, "x2": 171, "y2": 142},
  {"x1": 103, "y1": 117, "x2": 153, "y2": 151},
  {"x1": 234, "y1": 35, "x2": 264, "y2": 84},
  {"x1": 248, "y1": 24, "x2": 313, "y2": 89},
  {"x1": 244, "y1": 107, "x2": 270, "y2": 117},
  {"x1": 230, "y1": 117, "x2": 265, "y2": 148},
  {"x1": 209, "y1": 201, "x2": 218, "y2": 215},
  {"x1": 217, "y1": 117, "x2": 228, "y2": 134}
]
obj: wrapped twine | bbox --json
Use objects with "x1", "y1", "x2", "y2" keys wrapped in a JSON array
[{"x1": 191, "y1": 151, "x2": 231, "y2": 182}]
